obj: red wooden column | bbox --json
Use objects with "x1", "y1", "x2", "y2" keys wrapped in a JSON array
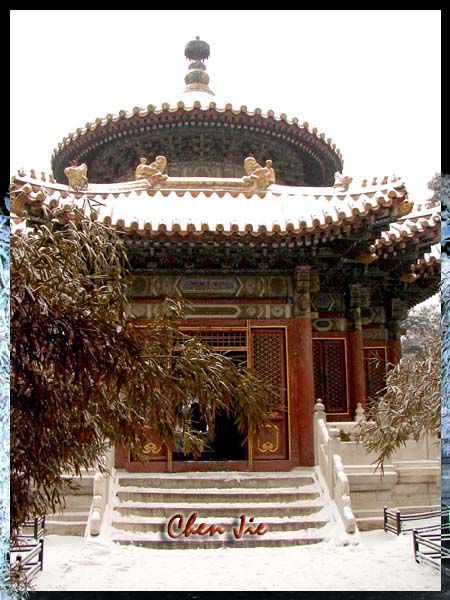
[
  {"x1": 347, "y1": 285, "x2": 367, "y2": 415},
  {"x1": 347, "y1": 330, "x2": 366, "y2": 414},
  {"x1": 289, "y1": 266, "x2": 315, "y2": 467},
  {"x1": 387, "y1": 338, "x2": 402, "y2": 365}
]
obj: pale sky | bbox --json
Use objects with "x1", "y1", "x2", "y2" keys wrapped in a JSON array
[{"x1": 10, "y1": 10, "x2": 441, "y2": 201}]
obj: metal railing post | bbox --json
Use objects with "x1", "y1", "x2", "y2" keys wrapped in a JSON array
[{"x1": 396, "y1": 510, "x2": 401, "y2": 535}]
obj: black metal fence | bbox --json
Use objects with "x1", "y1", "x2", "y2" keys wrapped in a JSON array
[
  {"x1": 413, "y1": 524, "x2": 449, "y2": 571},
  {"x1": 9, "y1": 516, "x2": 45, "y2": 585},
  {"x1": 384, "y1": 505, "x2": 450, "y2": 571},
  {"x1": 383, "y1": 506, "x2": 442, "y2": 535}
]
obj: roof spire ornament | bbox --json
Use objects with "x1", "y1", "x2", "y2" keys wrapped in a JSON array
[{"x1": 183, "y1": 36, "x2": 214, "y2": 96}]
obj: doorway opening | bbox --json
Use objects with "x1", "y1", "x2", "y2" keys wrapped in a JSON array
[{"x1": 173, "y1": 350, "x2": 247, "y2": 461}]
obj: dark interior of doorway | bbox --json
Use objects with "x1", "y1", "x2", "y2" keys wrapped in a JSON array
[{"x1": 173, "y1": 351, "x2": 247, "y2": 461}]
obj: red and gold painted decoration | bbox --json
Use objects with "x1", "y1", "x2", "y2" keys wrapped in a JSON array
[
  {"x1": 251, "y1": 329, "x2": 288, "y2": 460},
  {"x1": 130, "y1": 426, "x2": 167, "y2": 462}
]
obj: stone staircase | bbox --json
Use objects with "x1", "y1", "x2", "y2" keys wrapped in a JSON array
[
  {"x1": 45, "y1": 472, "x2": 94, "y2": 536},
  {"x1": 110, "y1": 468, "x2": 334, "y2": 548}
]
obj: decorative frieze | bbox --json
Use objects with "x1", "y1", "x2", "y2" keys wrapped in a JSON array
[
  {"x1": 179, "y1": 277, "x2": 239, "y2": 296},
  {"x1": 388, "y1": 298, "x2": 408, "y2": 340},
  {"x1": 293, "y1": 266, "x2": 311, "y2": 318},
  {"x1": 131, "y1": 302, "x2": 292, "y2": 320},
  {"x1": 310, "y1": 270, "x2": 320, "y2": 294},
  {"x1": 362, "y1": 328, "x2": 389, "y2": 341},
  {"x1": 312, "y1": 318, "x2": 347, "y2": 332},
  {"x1": 311, "y1": 292, "x2": 344, "y2": 313},
  {"x1": 361, "y1": 307, "x2": 382, "y2": 326},
  {"x1": 347, "y1": 284, "x2": 362, "y2": 330},
  {"x1": 390, "y1": 298, "x2": 408, "y2": 321},
  {"x1": 131, "y1": 274, "x2": 291, "y2": 299}
]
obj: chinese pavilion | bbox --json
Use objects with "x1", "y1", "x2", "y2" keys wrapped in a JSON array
[{"x1": 11, "y1": 37, "x2": 440, "y2": 474}]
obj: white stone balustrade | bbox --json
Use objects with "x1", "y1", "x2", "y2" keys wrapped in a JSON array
[{"x1": 313, "y1": 399, "x2": 357, "y2": 535}]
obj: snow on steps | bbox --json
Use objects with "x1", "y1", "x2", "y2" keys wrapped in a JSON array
[
  {"x1": 112, "y1": 529, "x2": 329, "y2": 549},
  {"x1": 111, "y1": 469, "x2": 333, "y2": 549},
  {"x1": 45, "y1": 473, "x2": 94, "y2": 537},
  {"x1": 116, "y1": 485, "x2": 320, "y2": 503},
  {"x1": 117, "y1": 473, "x2": 315, "y2": 489}
]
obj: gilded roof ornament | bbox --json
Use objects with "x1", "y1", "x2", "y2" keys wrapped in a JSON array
[
  {"x1": 135, "y1": 156, "x2": 168, "y2": 187},
  {"x1": 357, "y1": 252, "x2": 378, "y2": 265},
  {"x1": 64, "y1": 161, "x2": 88, "y2": 191},
  {"x1": 401, "y1": 273, "x2": 418, "y2": 284},
  {"x1": 397, "y1": 199, "x2": 414, "y2": 218},
  {"x1": 333, "y1": 172, "x2": 353, "y2": 192},
  {"x1": 242, "y1": 157, "x2": 276, "y2": 190}
]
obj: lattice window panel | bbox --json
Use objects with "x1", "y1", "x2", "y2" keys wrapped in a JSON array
[
  {"x1": 313, "y1": 340, "x2": 347, "y2": 413},
  {"x1": 313, "y1": 341, "x2": 324, "y2": 402},
  {"x1": 364, "y1": 347, "x2": 387, "y2": 400},
  {"x1": 251, "y1": 330, "x2": 286, "y2": 406},
  {"x1": 179, "y1": 329, "x2": 247, "y2": 349}
]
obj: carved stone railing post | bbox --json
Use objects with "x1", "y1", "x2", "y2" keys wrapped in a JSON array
[
  {"x1": 313, "y1": 399, "x2": 326, "y2": 465},
  {"x1": 89, "y1": 444, "x2": 115, "y2": 536},
  {"x1": 354, "y1": 402, "x2": 366, "y2": 422},
  {"x1": 333, "y1": 455, "x2": 356, "y2": 534},
  {"x1": 89, "y1": 472, "x2": 107, "y2": 536},
  {"x1": 328, "y1": 428, "x2": 341, "y2": 500}
]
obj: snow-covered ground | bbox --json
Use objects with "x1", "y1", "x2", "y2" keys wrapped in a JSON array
[{"x1": 33, "y1": 531, "x2": 440, "y2": 592}]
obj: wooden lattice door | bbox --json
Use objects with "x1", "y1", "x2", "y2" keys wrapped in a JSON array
[
  {"x1": 364, "y1": 347, "x2": 387, "y2": 400},
  {"x1": 250, "y1": 329, "x2": 288, "y2": 460},
  {"x1": 313, "y1": 340, "x2": 348, "y2": 413}
]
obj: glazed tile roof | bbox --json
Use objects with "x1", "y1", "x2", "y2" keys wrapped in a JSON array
[
  {"x1": 411, "y1": 244, "x2": 440, "y2": 276},
  {"x1": 11, "y1": 173, "x2": 408, "y2": 241},
  {"x1": 372, "y1": 209, "x2": 441, "y2": 257},
  {"x1": 51, "y1": 101, "x2": 343, "y2": 163}
]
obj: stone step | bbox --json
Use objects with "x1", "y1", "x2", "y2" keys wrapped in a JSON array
[
  {"x1": 45, "y1": 520, "x2": 87, "y2": 536},
  {"x1": 117, "y1": 474, "x2": 315, "y2": 489},
  {"x1": 61, "y1": 476, "x2": 94, "y2": 495},
  {"x1": 54, "y1": 495, "x2": 93, "y2": 511},
  {"x1": 110, "y1": 469, "x2": 330, "y2": 548},
  {"x1": 47, "y1": 511, "x2": 90, "y2": 522},
  {"x1": 116, "y1": 486, "x2": 319, "y2": 504},
  {"x1": 112, "y1": 529, "x2": 326, "y2": 549},
  {"x1": 112, "y1": 514, "x2": 329, "y2": 534},
  {"x1": 114, "y1": 501, "x2": 324, "y2": 519}
]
